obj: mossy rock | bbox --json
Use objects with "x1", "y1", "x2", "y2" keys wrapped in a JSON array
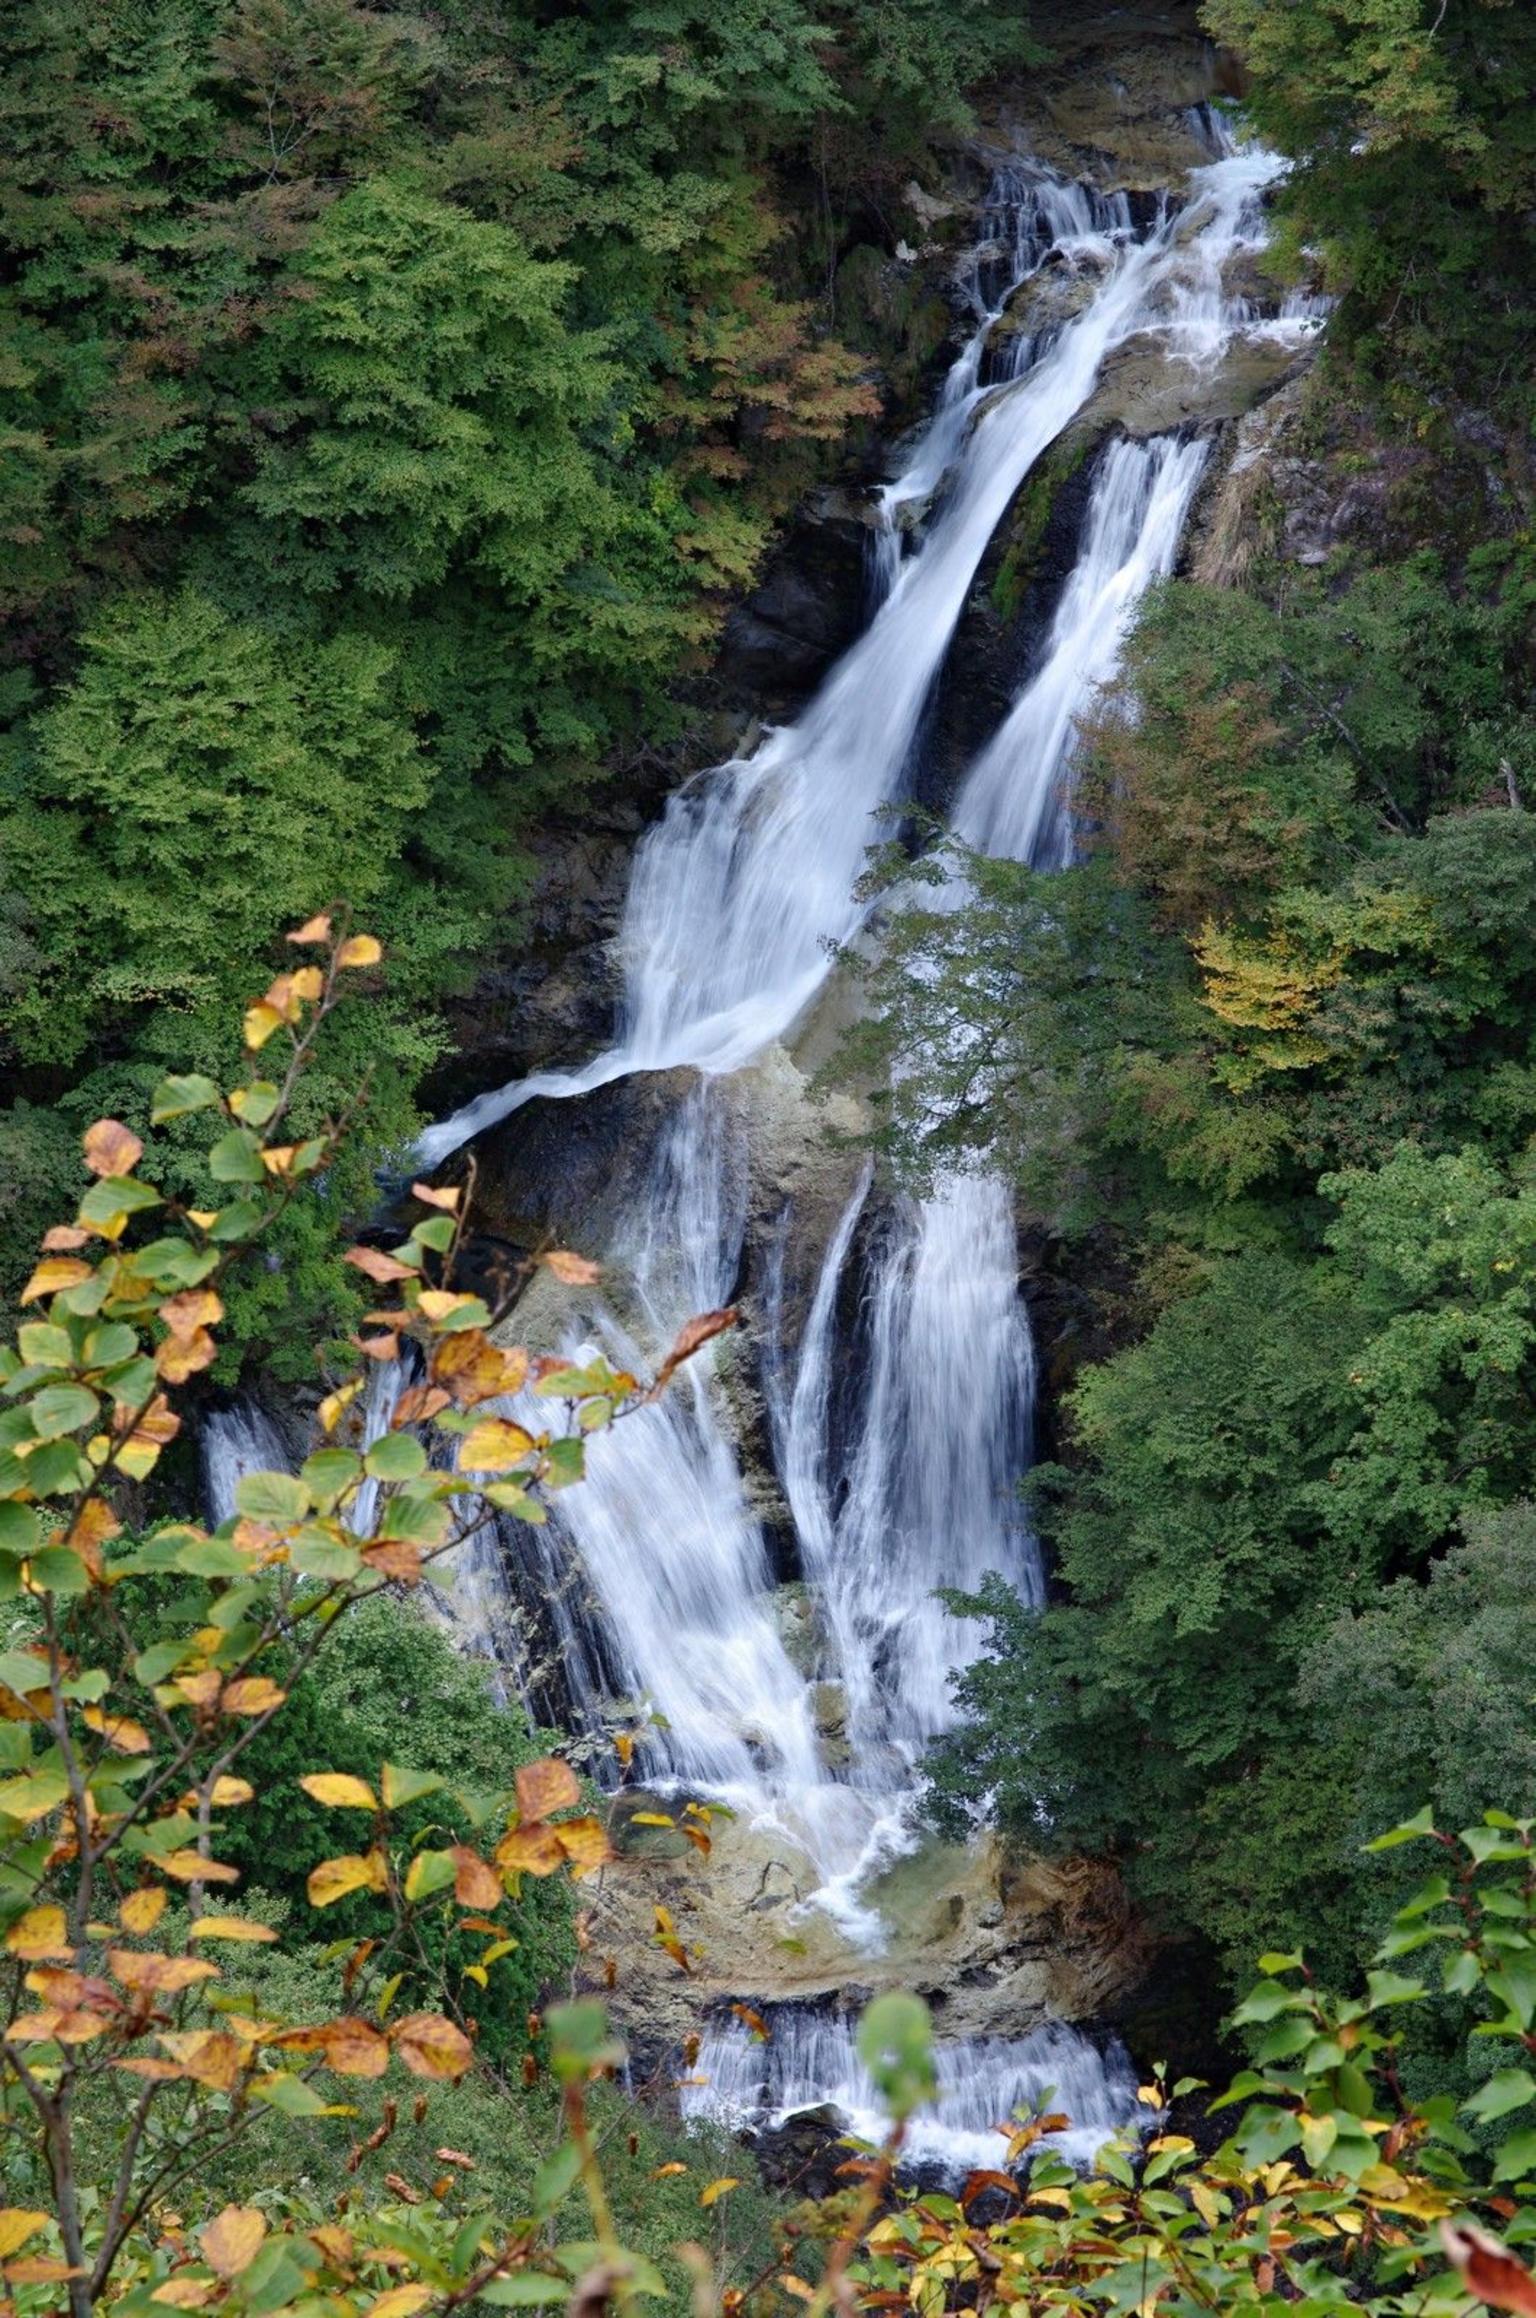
[{"x1": 832, "y1": 243, "x2": 953, "y2": 401}]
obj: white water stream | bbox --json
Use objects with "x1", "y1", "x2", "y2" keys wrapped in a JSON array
[{"x1": 207, "y1": 137, "x2": 1317, "y2": 2175}]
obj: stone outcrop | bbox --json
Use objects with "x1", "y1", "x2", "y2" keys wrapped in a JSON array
[{"x1": 585, "y1": 1792, "x2": 1149, "y2": 2068}]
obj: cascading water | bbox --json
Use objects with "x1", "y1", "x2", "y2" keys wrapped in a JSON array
[
  {"x1": 682, "y1": 2008, "x2": 1140, "y2": 2175},
  {"x1": 204, "y1": 135, "x2": 1321, "y2": 2177}
]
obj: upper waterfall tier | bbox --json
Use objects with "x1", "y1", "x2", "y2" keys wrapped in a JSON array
[{"x1": 416, "y1": 141, "x2": 1297, "y2": 1172}]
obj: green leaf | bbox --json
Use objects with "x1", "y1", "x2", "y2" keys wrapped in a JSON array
[
  {"x1": 411, "y1": 1213, "x2": 456, "y2": 1253},
  {"x1": 1464, "y1": 2068, "x2": 1536, "y2": 2123},
  {"x1": 857, "y1": 1990, "x2": 936, "y2": 2122},
  {"x1": 380, "y1": 1762, "x2": 444, "y2": 1810},
  {"x1": 208, "y1": 1129, "x2": 266, "y2": 1185},
  {"x1": 0, "y1": 1505, "x2": 40, "y2": 1559},
  {"x1": 290, "y1": 1530, "x2": 363, "y2": 1582},
  {"x1": 235, "y1": 1081, "x2": 281, "y2": 1129},
  {"x1": 478, "y1": 2279, "x2": 568, "y2": 2308},
  {"x1": 208, "y1": 1201, "x2": 265, "y2": 1242},
  {"x1": 234, "y1": 1471, "x2": 310, "y2": 1524},
  {"x1": 173, "y1": 1535, "x2": 252, "y2": 1579},
  {"x1": 364, "y1": 1432, "x2": 427, "y2": 1482},
  {"x1": 1230, "y1": 1979, "x2": 1304, "y2": 2025},
  {"x1": 403, "y1": 1848, "x2": 457, "y2": 1902},
  {"x1": 0, "y1": 1651, "x2": 48, "y2": 1695},
  {"x1": 78, "y1": 1177, "x2": 160, "y2": 1228},
  {"x1": 1365, "y1": 1968, "x2": 1427, "y2": 2009},
  {"x1": 0, "y1": 1767, "x2": 70, "y2": 1822},
  {"x1": 545, "y1": 1999, "x2": 627, "y2": 2085},
  {"x1": 301, "y1": 1448, "x2": 362, "y2": 1506},
  {"x1": 251, "y1": 2072, "x2": 333, "y2": 2117},
  {"x1": 378, "y1": 1492, "x2": 450, "y2": 1546},
  {"x1": 151, "y1": 1074, "x2": 221, "y2": 1123},
  {"x1": 1365, "y1": 1806, "x2": 1438, "y2": 1851},
  {"x1": 27, "y1": 1547, "x2": 91, "y2": 1596},
  {"x1": 24, "y1": 1440, "x2": 92, "y2": 1495},
  {"x1": 1491, "y1": 2127, "x2": 1536, "y2": 2185},
  {"x1": 27, "y1": 1382, "x2": 99, "y2": 1439}
]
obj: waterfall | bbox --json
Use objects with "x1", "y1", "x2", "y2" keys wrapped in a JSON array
[
  {"x1": 681, "y1": 2009, "x2": 1139, "y2": 2176},
  {"x1": 208, "y1": 137, "x2": 1321, "y2": 2176},
  {"x1": 415, "y1": 143, "x2": 1295, "y2": 1170},
  {"x1": 954, "y1": 431, "x2": 1212, "y2": 868}
]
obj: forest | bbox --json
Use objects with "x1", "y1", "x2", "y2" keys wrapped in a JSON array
[{"x1": 2, "y1": 0, "x2": 1536, "y2": 2311}]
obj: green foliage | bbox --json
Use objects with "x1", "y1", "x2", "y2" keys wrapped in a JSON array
[
  {"x1": 1204, "y1": 0, "x2": 1536, "y2": 407},
  {"x1": 223, "y1": 1592, "x2": 577, "y2": 2051},
  {"x1": 0, "y1": 0, "x2": 1026, "y2": 1356}
]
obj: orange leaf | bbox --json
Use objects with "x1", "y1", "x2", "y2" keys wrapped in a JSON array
[
  {"x1": 494, "y1": 1824, "x2": 566, "y2": 1878},
  {"x1": 553, "y1": 1817, "x2": 612, "y2": 1878},
  {"x1": 541, "y1": 1249, "x2": 601, "y2": 1287},
  {"x1": 345, "y1": 1246, "x2": 416, "y2": 1285},
  {"x1": 450, "y1": 1847, "x2": 501, "y2": 1910},
  {"x1": 199, "y1": 2206, "x2": 267, "y2": 2279},
  {"x1": 653, "y1": 1308, "x2": 738, "y2": 1394},
  {"x1": 323, "y1": 2017, "x2": 391, "y2": 2078},
  {"x1": 108, "y1": 1949, "x2": 219, "y2": 1994},
  {"x1": 411, "y1": 1182, "x2": 461, "y2": 1212},
  {"x1": 391, "y1": 2011, "x2": 473, "y2": 2081},
  {"x1": 1442, "y1": 2223, "x2": 1536, "y2": 2318},
  {"x1": 287, "y1": 913, "x2": 333, "y2": 945},
  {"x1": 40, "y1": 1226, "x2": 89, "y2": 1252},
  {"x1": 159, "y1": 1288, "x2": 223, "y2": 1338},
  {"x1": 515, "y1": 1758, "x2": 580, "y2": 1822},
  {"x1": 83, "y1": 1119, "x2": 143, "y2": 1179}
]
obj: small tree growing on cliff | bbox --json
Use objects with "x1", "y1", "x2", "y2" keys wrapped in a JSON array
[{"x1": 0, "y1": 917, "x2": 740, "y2": 2314}]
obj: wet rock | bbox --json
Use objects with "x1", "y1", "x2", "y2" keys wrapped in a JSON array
[
  {"x1": 717, "y1": 488, "x2": 884, "y2": 709},
  {"x1": 810, "y1": 1681, "x2": 851, "y2": 1773},
  {"x1": 769, "y1": 1582, "x2": 822, "y2": 1680},
  {"x1": 469, "y1": 1065, "x2": 705, "y2": 1264}
]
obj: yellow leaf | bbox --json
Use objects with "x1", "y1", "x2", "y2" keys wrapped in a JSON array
[
  {"x1": 699, "y1": 2178, "x2": 739, "y2": 2208},
  {"x1": 210, "y1": 1776, "x2": 255, "y2": 1807},
  {"x1": 300, "y1": 1773, "x2": 379, "y2": 1812},
  {"x1": 287, "y1": 913, "x2": 333, "y2": 945},
  {"x1": 221, "y1": 1677, "x2": 286, "y2": 1716},
  {"x1": 364, "y1": 2290, "x2": 434, "y2": 2318},
  {"x1": 155, "y1": 1851, "x2": 240, "y2": 1885},
  {"x1": 309, "y1": 1852, "x2": 388, "y2": 1909},
  {"x1": 21, "y1": 1258, "x2": 92, "y2": 1303},
  {"x1": 82, "y1": 1706, "x2": 151, "y2": 1754},
  {"x1": 120, "y1": 1888, "x2": 167, "y2": 1935},
  {"x1": 289, "y1": 966, "x2": 323, "y2": 1002},
  {"x1": 457, "y1": 1418, "x2": 536, "y2": 1474},
  {"x1": 199, "y1": 2206, "x2": 267, "y2": 2278},
  {"x1": 651, "y1": 2163, "x2": 688, "y2": 2180},
  {"x1": 189, "y1": 1918, "x2": 278, "y2": 1943},
  {"x1": 82, "y1": 1119, "x2": 144, "y2": 1179},
  {"x1": 318, "y1": 1377, "x2": 364, "y2": 1435},
  {"x1": 337, "y1": 934, "x2": 383, "y2": 969},
  {"x1": 5, "y1": 1907, "x2": 71, "y2": 1961},
  {"x1": 0, "y1": 2214, "x2": 50, "y2": 2260},
  {"x1": 243, "y1": 1002, "x2": 285, "y2": 1052}
]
